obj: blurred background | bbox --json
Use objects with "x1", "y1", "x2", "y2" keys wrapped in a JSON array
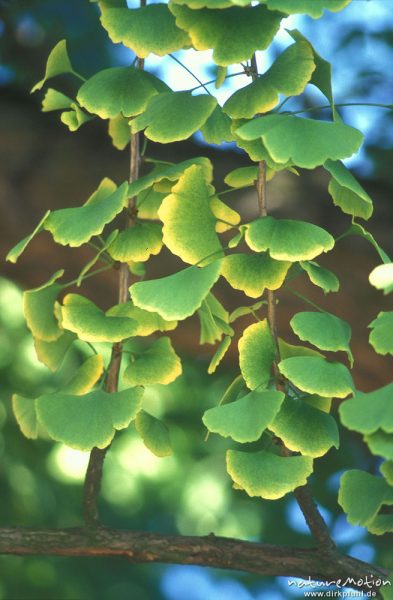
[{"x1": 0, "y1": 0, "x2": 392, "y2": 598}]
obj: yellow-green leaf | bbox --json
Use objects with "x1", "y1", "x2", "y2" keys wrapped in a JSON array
[
  {"x1": 135, "y1": 410, "x2": 172, "y2": 457},
  {"x1": 325, "y1": 160, "x2": 373, "y2": 220},
  {"x1": 124, "y1": 337, "x2": 182, "y2": 386},
  {"x1": 12, "y1": 395, "x2": 39, "y2": 440},
  {"x1": 32, "y1": 40, "x2": 78, "y2": 93},
  {"x1": 222, "y1": 252, "x2": 290, "y2": 298},
  {"x1": 108, "y1": 222, "x2": 162, "y2": 263},
  {"x1": 239, "y1": 320, "x2": 275, "y2": 390},
  {"x1": 23, "y1": 270, "x2": 64, "y2": 342},
  {"x1": 107, "y1": 301, "x2": 177, "y2": 336},
  {"x1": 300, "y1": 260, "x2": 339, "y2": 294},
  {"x1": 369, "y1": 312, "x2": 393, "y2": 356},
  {"x1": 6, "y1": 211, "x2": 50, "y2": 264},
  {"x1": 62, "y1": 355, "x2": 104, "y2": 394},
  {"x1": 34, "y1": 331, "x2": 76, "y2": 372},
  {"x1": 207, "y1": 335, "x2": 232, "y2": 374},
  {"x1": 279, "y1": 356, "x2": 354, "y2": 398}
]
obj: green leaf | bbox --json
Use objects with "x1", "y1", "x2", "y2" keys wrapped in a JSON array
[
  {"x1": 365, "y1": 431, "x2": 393, "y2": 461},
  {"x1": 279, "y1": 356, "x2": 354, "y2": 398},
  {"x1": 270, "y1": 396, "x2": 339, "y2": 458},
  {"x1": 135, "y1": 410, "x2": 172, "y2": 457},
  {"x1": 60, "y1": 104, "x2": 94, "y2": 131},
  {"x1": 36, "y1": 387, "x2": 143, "y2": 451},
  {"x1": 124, "y1": 336, "x2": 182, "y2": 386},
  {"x1": 207, "y1": 335, "x2": 232, "y2": 374},
  {"x1": 339, "y1": 383, "x2": 393, "y2": 435},
  {"x1": 12, "y1": 395, "x2": 39, "y2": 440},
  {"x1": 131, "y1": 92, "x2": 217, "y2": 143},
  {"x1": 108, "y1": 222, "x2": 162, "y2": 262},
  {"x1": 342, "y1": 222, "x2": 391, "y2": 264},
  {"x1": 245, "y1": 216, "x2": 334, "y2": 262},
  {"x1": 169, "y1": 5, "x2": 283, "y2": 67},
  {"x1": 368, "y1": 515, "x2": 393, "y2": 536},
  {"x1": 31, "y1": 40, "x2": 78, "y2": 92},
  {"x1": 42, "y1": 88, "x2": 73, "y2": 112},
  {"x1": 236, "y1": 115, "x2": 363, "y2": 169},
  {"x1": 338, "y1": 470, "x2": 393, "y2": 528},
  {"x1": 227, "y1": 450, "x2": 313, "y2": 499},
  {"x1": 200, "y1": 105, "x2": 233, "y2": 145},
  {"x1": 381, "y1": 461, "x2": 393, "y2": 486},
  {"x1": 76, "y1": 230, "x2": 118, "y2": 287},
  {"x1": 44, "y1": 179, "x2": 128, "y2": 247},
  {"x1": 136, "y1": 188, "x2": 166, "y2": 220},
  {"x1": 369, "y1": 312, "x2": 393, "y2": 356},
  {"x1": 158, "y1": 165, "x2": 223, "y2": 265},
  {"x1": 215, "y1": 65, "x2": 227, "y2": 89},
  {"x1": 6, "y1": 211, "x2": 50, "y2": 264},
  {"x1": 325, "y1": 160, "x2": 373, "y2": 220},
  {"x1": 198, "y1": 293, "x2": 233, "y2": 345},
  {"x1": 77, "y1": 66, "x2": 168, "y2": 119},
  {"x1": 262, "y1": 0, "x2": 351, "y2": 18},
  {"x1": 23, "y1": 270, "x2": 64, "y2": 342},
  {"x1": 369, "y1": 263, "x2": 393, "y2": 295},
  {"x1": 62, "y1": 354, "x2": 104, "y2": 394},
  {"x1": 106, "y1": 301, "x2": 177, "y2": 336},
  {"x1": 203, "y1": 389, "x2": 284, "y2": 442},
  {"x1": 99, "y1": 3, "x2": 190, "y2": 57},
  {"x1": 130, "y1": 261, "x2": 222, "y2": 321},
  {"x1": 229, "y1": 301, "x2": 264, "y2": 323},
  {"x1": 300, "y1": 260, "x2": 339, "y2": 294},
  {"x1": 290, "y1": 311, "x2": 353, "y2": 364},
  {"x1": 60, "y1": 294, "x2": 138, "y2": 343},
  {"x1": 223, "y1": 42, "x2": 315, "y2": 118},
  {"x1": 224, "y1": 166, "x2": 258, "y2": 188},
  {"x1": 239, "y1": 320, "x2": 275, "y2": 390},
  {"x1": 278, "y1": 338, "x2": 323, "y2": 360},
  {"x1": 210, "y1": 197, "x2": 241, "y2": 233},
  {"x1": 34, "y1": 331, "x2": 76, "y2": 372},
  {"x1": 108, "y1": 115, "x2": 131, "y2": 150},
  {"x1": 222, "y1": 252, "x2": 290, "y2": 298}
]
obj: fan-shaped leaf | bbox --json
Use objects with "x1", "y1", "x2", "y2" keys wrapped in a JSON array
[
  {"x1": 239, "y1": 320, "x2": 275, "y2": 390},
  {"x1": 42, "y1": 89, "x2": 73, "y2": 112},
  {"x1": 107, "y1": 302, "x2": 177, "y2": 336},
  {"x1": 208, "y1": 335, "x2": 232, "y2": 374},
  {"x1": 44, "y1": 178, "x2": 128, "y2": 247},
  {"x1": 279, "y1": 356, "x2": 354, "y2": 398},
  {"x1": 23, "y1": 270, "x2": 64, "y2": 342},
  {"x1": 131, "y1": 92, "x2": 216, "y2": 143},
  {"x1": 262, "y1": 0, "x2": 351, "y2": 18},
  {"x1": 222, "y1": 252, "x2": 290, "y2": 298},
  {"x1": 12, "y1": 395, "x2": 39, "y2": 439},
  {"x1": 36, "y1": 387, "x2": 143, "y2": 451},
  {"x1": 124, "y1": 337, "x2": 182, "y2": 386},
  {"x1": 339, "y1": 383, "x2": 393, "y2": 435},
  {"x1": 6, "y1": 211, "x2": 50, "y2": 264},
  {"x1": 108, "y1": 115, "x2": 131, "y2": 150},
  {"x1": 227, "y1": 450, "x2": 313, "y2": 499},
  {"x1": 34, "y1": 331, "x2": 76, "y2": 372},
  {"x1": 210, "y1": 197, "x2": 241, "y2": 234},
  {"x1": 236, "y1": 115, "x2": 363, "y2": 168},
  {"x1": 369, "y1": 263, "x2": 393, "y2": 295},
  {"x1": 300, "y1": 260, "x2": 339, "y2": 294},
  {"x1": 224, "y1": 166, "x2": 258, "y2": 188},
  {"x1": 381, "y1": 461, "x2": 393, "y2": 486},
  {"x1": 365, "y1": 431, "x2": 393, "y2": 461},
  {"x1": 369, "y1": 312, "x2": 393, "y2": 355},
  {"x1": 203, "y1": 389, "x2": 284, "y2": 442},
  {"x1": 198, "y1": 293, "x2": 233, "y2": 345},
  {"x1": 342, "y1": 222, "x2": 391, "y2": 264},
  {"x1": 200, "y1": 105, "x2": 233, "y2": 145},
  {"x1": 290, "y1": 311, "x2": 353, "y2": 363},
  {"x1": 60, "y1": 104, "x2": 94, "y2": 131},
  {"x1": 229, "y1": 301, "x2": 264, "y2": 323},
  {"x1": 338, "y1": 470, "x2": 393, "y2": 528},
  {"x1": 62, "y1": 355, "x2": 104, "y2": 394},
  {"x1": 32, "y1": 40, "x2": 78, "y2": 92},
  {"x1": 130, "y1": 261, "x2": 222, "y2": 321},
  {"x1": 325, "y1": 160, "x2": 373, "y2": 220},
  {"x1": 245, "y1": 216, "x2": 334, "y2": 261},
  {"x1": 135, "y1": 410, "x2": 172, "y2": 457},
  {"x1": 108, "y1": 222, "x2": 162, "y2": 263}
]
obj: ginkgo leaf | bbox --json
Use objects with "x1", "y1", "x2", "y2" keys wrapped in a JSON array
[
  {"x1": 200, "y1": 105, "x2": 233, "y2": 145},
  {"x1": 23, "y1": 270, "x2": 64, "y2": 342},
  {"x1": 99, "y1": 2, "x2": 190, "y2": 57},
  {"x1": 325, "y1": 160, "x2": 373, "y2": 220},
  {"x1": 338, "y1": 470, "x2": 393, "y2": 527},
  {"x1": 60, "y1": 104, "x2": 94, "y2": 131},
  {"x1": 108, "y1": 222, "x2": 162, "y2": 262},
  {"x1": 369, "y1": 312, "x2": 393, "y2": 355},
  {"x1": 170, "y1": 0, "x2": 231, "y2": 7},
  {"x1": 229, "y1": 301, "x2": 264, "y2": 323},
  {"x1": 279, "y1": 356, "x2": 354, "y2": 398},
  {"x1": 210, "y1": 197, "x2": 241, "y2": 234},
  {"x1": 369, "y1": 263, "x2": 393, "y2": 295},
  {"x1": 227, "y1": 449, "x2": 313, "y2": 500},
  {"x1": 108, "y1": 115, "x2": 131, "y2": 150},
  {"x1": 208, "y1": 335, "x2": 232, "y2": 374},
  {"x1": 77, "y1": 67, "x2": 168, "y2": 119},
  {"x1": 365, "y1": 431, "x2": 393, "y2": 461},
  {"x1": 130, "y1": 261, "x2": 222, "y2": 321},
  {"x1": 42, "y1": 88, "x2": 73, "y2": 112},
  {"x1": 6, "y1": 211, "x2": 50, "y2": 264},
  {"x1": 44, "y1": 178, "x2": 128, "y2": 247},
  {"x1": 224, "y1": 166, "x2": 258, "y2": 188},
  {"x1": 239, "y1": 320, "x2": 275, "y2": 390},
  {"x1": 290, "y1": 311, "x2": 353, "y2": 363},
  {"x1": 60, "y1": 294, "x2": 138, "y2": 343},
  {"x1": 245, "y1": 216, "x2": 334, "y2": 261},
  {"x1": 232, "y1": 118, "x2": 294, "y2": 168},
  {"x1": 131, "y1": 92, "x2": 217, "y2": 143},
  {"x1": 339, "y1": 383, "x2": 393, "y2": 435},
  {"x1": 135, "y1": 410, "x2": 172, "y2": 457},
  {"x1": 62, "y1": 355, "x2": 104, "y2": 394},
  {"x1": 222, "y1": 253, "x2": 290, "y2": 298},
  {"x1": 136, "y1": 188, "x2": 166, "y2": 220},
  {"x1": 107, "y1": 302, "x2": 177, "y2": 336},
  {"x1": 158, "y1": 165, "x2": 223, "y2": 265},
  {"x1": 270, "y1": 396, "x2": 339, "y2": 458},
  {"x1": 203, "y1": 389, "x2": 284, "y2": 442},
  {"x1": 169, "y1": 4, "x2": 283, "y2": 67},
  {"x1": 278, "y1": 338, "x2": 323, "y2": 360},
  {"x1": 76, "y1": 230, "x2": 118, "y2": 287},
  {"x1": 198, "y1": 293, "x2": 233, "y2": 345},
  {"x1": 215, "y1": 65, "x2": 227, "y2": 88},
  {"x1": 36, "y1": 387, "x2": 143, "y2": 451},
  {"x1": 223, "y1": 42, "x2": 315, "y2": 118},
  {"x1": 262, "y1": 0, "x2": 351, "y2": 18},
  {"x1": 300, "y1": 260, "x2": 340, "y2": 294},
  {"x1": 367, "y1": 515, "x2": 393, "y2": 537},
  {"x1": 381, "y1": 461, "x2": 393, "y2": 486},
  {"x1": 34, "y1": 331, "x2": 76, "y2": 372},
  {"x1": 12, "y1": 395, "x2": 39, "y2": 439},
  {"x1": 342, "y1": 222, "x2": 391, "y2": 264},
  {"x1": 32, "y1": 40, "x2": 79, "y2": 92},
  {"x1": 124, "y1": 337, "x2": 182, "y2": 386},
  {"x1": 236, "y1": 115, "x2": 363, "y2": 169}
]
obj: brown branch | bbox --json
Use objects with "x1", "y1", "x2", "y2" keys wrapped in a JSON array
[{"x1": 0, "y1": 527, "x2": 388, "y2": 594}]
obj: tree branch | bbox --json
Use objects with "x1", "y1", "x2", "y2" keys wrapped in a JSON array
[{"x1": 0, "y1": 528, "x2": 388, "y2": 594}]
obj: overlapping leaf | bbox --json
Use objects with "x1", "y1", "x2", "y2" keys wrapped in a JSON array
[
  {"x1": 210, "y1": 197, "x2": 241, "y2": 234},
  {"x1": 107, "y1": 301, "x2": 177, "y2": 336},
  {"x1": 239, "y1": 320, "x2": 275, "y2": 390},
  {"x1": 262, "y1": 0, "x2": 351, "y2": 18},
  {"x1": 236, "y1": 115, "x2": 363, "y2": 169},
  {"x1": 34, "y1": 331, "x2": 76, "y2": 372},
  {"x1": 41, "y1": 89, "x2": 73, "y2": 112},
  {"x1": 198, "y1": 293, "x2": 233, "y2": 345},
  {"x1": 124, "y1": 337, "x2": 182, "y2": 386},
  {"x1": 62, "y1": 355, "x2": 104, "y2": 394},
  {"x1": 108, "y1": 115, "x2": 131, "y2": 150},
  {"x1": 208, "y1": 336, "x2": 232, "y2": 374},
  {"x1": 338, "y1": 470, "x2": 393, "y2": 530},
  {"x1": 325, "y1": 160, "x2": 373, "y2": 220},
  {"x1": 12, "y1": 395, "x2": 39, "y2": 440},
  {"x1": 369, "y1": 312, "x2": 393, "y2": 356},
  {"x1": 365, "y1": 431, "x2": 393, "y2": 461},
  {"x1": 245, "y1": 216, "x2": 334, "y2": 262},
  {"x1": 200, "y1": 106, "x2": 233, "y2": 145},
  {"x1": 300, "y1": 261, "x2": 339, "y2": 294},
  {"x1": 23, "y1": 270, "x2": 64, "y2": 342},
  {"x1": 279, "y1": 356, "x2": 354, "y2": 398},
  {"x1": 227, "y1": 450, "x2": 313, "y2": 500},
  {"x1": 290, "y1": 311, "x2": 353, "y2": 363},
  {"x1": 222, "y1": 253, "x2": 290, "y2": 298},
  {"x1": 339, "y1": 383, "x2": 393, "y2": 434},
  {"x1": 135, "y1": 410, "x2": 172, "y2": 457},
  {"x1": 108, "y1": 222, "x2": 163, "y2": 263}
]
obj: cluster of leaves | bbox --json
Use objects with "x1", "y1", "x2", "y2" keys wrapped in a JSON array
[{"x1": 6, "y1": 0, "x2": 393, "y2": 550}]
